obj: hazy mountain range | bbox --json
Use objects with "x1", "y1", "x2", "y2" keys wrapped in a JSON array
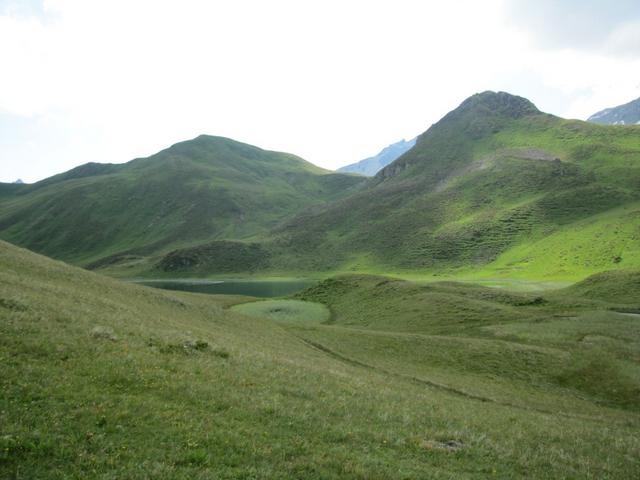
[
  {"x1": 337, "y1": 138, "x2": 417, "y2": 176},
  {"x1": 588, "y1": 96, "x2": 640, "y2": 125}
]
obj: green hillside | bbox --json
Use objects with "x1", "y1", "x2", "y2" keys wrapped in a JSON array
[
  {"x1": 0, "y1": 135, "x2": 365, "y2": 268},
  {"x1": 258, "y1": 92, "x2": 640, "y2": 279},
  {"x1": 3, "y1": 92, "x2": 639, "y2": 282},
  {"x1": 2, "y1": 240, "x2": 639, "y2": 478}
]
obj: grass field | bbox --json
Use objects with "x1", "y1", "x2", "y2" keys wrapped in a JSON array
[{"x1": 2, "y1": 240, "x2": 639, "y2": 478}]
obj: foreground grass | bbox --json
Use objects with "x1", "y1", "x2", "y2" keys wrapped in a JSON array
[{"x1": 1, "y1": 241, "x2": 639, "y2": 478}]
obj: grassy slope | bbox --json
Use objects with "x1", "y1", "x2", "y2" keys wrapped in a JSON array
[
  {"x1": 473, "y1": 203, "x2": 640, "y2": 281},
  {"x1": 2, "y1": 240, "x2": 639, "y2": 478},
  {"x1": 564, "y1": 269, "x2": 640, "y2": 305},
  {"x1": 0, "y1": 135, "x2": 365, "y2": 269},
  {"x1": 292, "y1": 274, "x2": 640, "y2": 413},
  {"x1": 261, "y1": 92, "x2": 640, "y2": 280}
]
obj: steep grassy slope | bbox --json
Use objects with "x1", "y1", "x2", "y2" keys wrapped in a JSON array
[
  {"x1": 478, "y1": 202, "x2": 640, "y2": 280},
  {"x1": 259, "y1": 92, "x2": 640, "y2": 278},
  {"x1": 2, "y1": 242, "x2": 640, "y2": 478},
  {"x1": 0, "y1": 135, "x2": 365, "y2": 268}
]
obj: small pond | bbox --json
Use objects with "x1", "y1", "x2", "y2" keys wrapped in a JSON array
[{"x1": 134, "y1": 279, "x2": 316, "y2": 298}]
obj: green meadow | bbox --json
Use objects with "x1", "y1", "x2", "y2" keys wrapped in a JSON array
[{"x1": 2, "y1": 240, "x2": 639, "y2": 478}]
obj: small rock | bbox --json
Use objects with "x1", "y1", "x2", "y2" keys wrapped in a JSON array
[
  {"x1": 91, "y1": 326, "x2": 118, "y2": 341},
  {"x1": 183, "y1": 340, "x2": 209, "y2": 352},
  {"x1": 420, "y1": 439, "x2": 464, "y2": 452}
]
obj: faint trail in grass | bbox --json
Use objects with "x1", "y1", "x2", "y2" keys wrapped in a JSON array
[{"x1": 295, "y1": 335, "x2": 619, "y2": 424}]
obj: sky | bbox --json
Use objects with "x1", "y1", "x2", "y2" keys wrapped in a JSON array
[{"x1": 1, "y1": 0, "x2": 639, "y2": 182}]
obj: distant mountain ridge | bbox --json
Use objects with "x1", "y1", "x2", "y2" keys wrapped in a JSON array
[
  {"x1": 337, "y1": 138, "x2": 416, "y2": 176},
  {"x1": 588, "y1": 97, "x2": 640, "y2": 125}
]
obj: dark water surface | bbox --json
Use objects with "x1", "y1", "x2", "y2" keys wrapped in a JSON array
[{"x1": 136, "y1": 279, "x2": 316, "y2": 298}]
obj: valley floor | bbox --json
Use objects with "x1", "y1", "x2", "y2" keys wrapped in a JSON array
[{"x1": 1, "y1": 241, "x2": 639, "y2": 479}]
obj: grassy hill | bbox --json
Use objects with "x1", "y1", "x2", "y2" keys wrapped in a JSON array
[
  {"x1": 0, "y1": 135, "x2": 365, "y2": 269},
  {"x1": 258, "y1": 91, "x2": 640, "y2": 280},
  {"x1": 1, "y1": 240, "x2": 639, "y2": 478},
  {"x1": 3, "y1": 92, "x2": 639, "y2": 282}
]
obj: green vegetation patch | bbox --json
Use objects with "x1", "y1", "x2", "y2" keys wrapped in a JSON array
[{"x1": 231, "y1": 299, "x2": 330, "y2": 323}]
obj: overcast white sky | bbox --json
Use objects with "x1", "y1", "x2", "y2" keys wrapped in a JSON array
[{"x1": 1, "y1": 0, "x2": 639, "y2": 182}]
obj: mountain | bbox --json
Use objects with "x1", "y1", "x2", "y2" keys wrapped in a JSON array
[
  {"x1": 254, "y1": 91, "x2": 640, "y2": 279},
  {"x1": 4, "y1": 92, "x2": 640, "y2": 281},
  {"x1": 337, "y1": 138, "x2": 417, "y2": 176},
  {"x1": 12, "y1": 179, "x2": 24, "y2": 184},
  {"x1": 0, "y1": 135, "x2": 365, "y2": 268},
  {"x1": 588, "y1": 97, "x2": 640, "y2": 125}
]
